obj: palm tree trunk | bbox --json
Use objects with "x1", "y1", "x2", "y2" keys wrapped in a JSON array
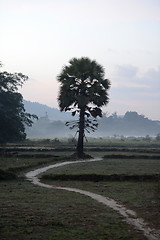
[{"x1": 76, "y1": 107, "x2": 85, "y2": 158}]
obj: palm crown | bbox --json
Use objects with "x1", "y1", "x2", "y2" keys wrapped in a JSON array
[{"x1": 58, "y1": 57, "x2": 110, "y2": 113}]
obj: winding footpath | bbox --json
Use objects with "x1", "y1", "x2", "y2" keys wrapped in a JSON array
[{"x1": 25, "y1": 158, "x2": 160, "y2": 240}]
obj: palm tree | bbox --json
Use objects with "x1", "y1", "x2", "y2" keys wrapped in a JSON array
[{"x1": 57, "y1": 57, "x2": 111, "y2": 158}]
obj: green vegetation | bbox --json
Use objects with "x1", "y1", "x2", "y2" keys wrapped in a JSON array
[
  {"x1": 47, "y1": 158, "x2": 160, "y2": 176},
  {"x1": 26, "y1": 136, "x2": 160, "y2": 148},
  {"x1": 40, "y1": 154, "x2": 160, "y2": 230},
  {"x1": 0, "y1": 168, "x2": 17, "y2": 180},
  {"x1": 0, "y1": 64, "x2": 37, "y2": 143},
  {"x1": 0, "y1": 180, "x2": 147, "y2": 240},
  {"x1": 57, "y1": 57, "x2": 110, "y2": 158},
  {"x1": 0, "y1": 140, "x2": 160, "y2": 239}
]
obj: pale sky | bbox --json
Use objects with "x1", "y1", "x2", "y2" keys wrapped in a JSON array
[{"x1": 0, "y1": 0, "x2": 160, "y2": 120}]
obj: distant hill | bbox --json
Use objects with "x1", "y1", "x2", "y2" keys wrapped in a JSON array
[
  {"x1": 23, "y1": 100, "x2": 73, "y2": 121},
  {"x1": 24, "y1": 100, "x2": 160, "y2": 138},
  {"x1": 98, "y1": 112, "x2": 160, "y2": 137}
]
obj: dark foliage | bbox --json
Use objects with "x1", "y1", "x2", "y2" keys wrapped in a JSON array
[
  {"x1": 0, "y1": 64, "x2": 37, "y2": 142},
  {"x1": 57, "y1": 57, "x2": 110, "y2": 157},
  {"x1": 0, "y1": 169, "x2": 17, "y2": 180}
]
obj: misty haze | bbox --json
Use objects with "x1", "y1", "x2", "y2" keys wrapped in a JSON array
[{"x1": 24, "y1": 100, "x2": 160, "y2": 139}]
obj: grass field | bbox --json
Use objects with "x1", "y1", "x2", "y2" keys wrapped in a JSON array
[{"x1": 0, "y1": 141, "x2": 160, "y2": 240}]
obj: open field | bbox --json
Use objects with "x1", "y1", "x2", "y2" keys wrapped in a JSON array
[
  {"x1": 1, "y1": 180, "x2": 149, "y2": 240},
  {"x1": 41, "y1": 158, "x2": 160, "y2": 176},
  {"x1": 0, "y1": 140, "x2": 160, "y2": 239}
]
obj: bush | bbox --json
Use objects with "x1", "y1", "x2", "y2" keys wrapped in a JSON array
[{"x1": 0, "y1": 169, "x2": 17, "y2": 180}]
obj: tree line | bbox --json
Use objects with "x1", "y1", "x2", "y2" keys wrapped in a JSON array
[
  {"x1": 26, "y1": 111, "x2": 160, "y2": 139},
  {"x1": 0, "y1": 62, "x2": 37, "y2": 143}
]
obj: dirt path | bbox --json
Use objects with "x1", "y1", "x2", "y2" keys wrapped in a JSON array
[{"x1": 25, "y1": 158, "x2": 160, "y2": 240}]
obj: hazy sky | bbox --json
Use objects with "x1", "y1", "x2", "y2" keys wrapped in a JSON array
[{"x1": 0, "y1": 0, "x2": 160, "y2": 120}]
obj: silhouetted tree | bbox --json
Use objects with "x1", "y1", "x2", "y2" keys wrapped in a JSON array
[
  {"x1": 0, "y1": 63, "x2": 37, "y2": 142},
  {"x1": 57, "y1": 57, "x2": 110, "y2": 158}
]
